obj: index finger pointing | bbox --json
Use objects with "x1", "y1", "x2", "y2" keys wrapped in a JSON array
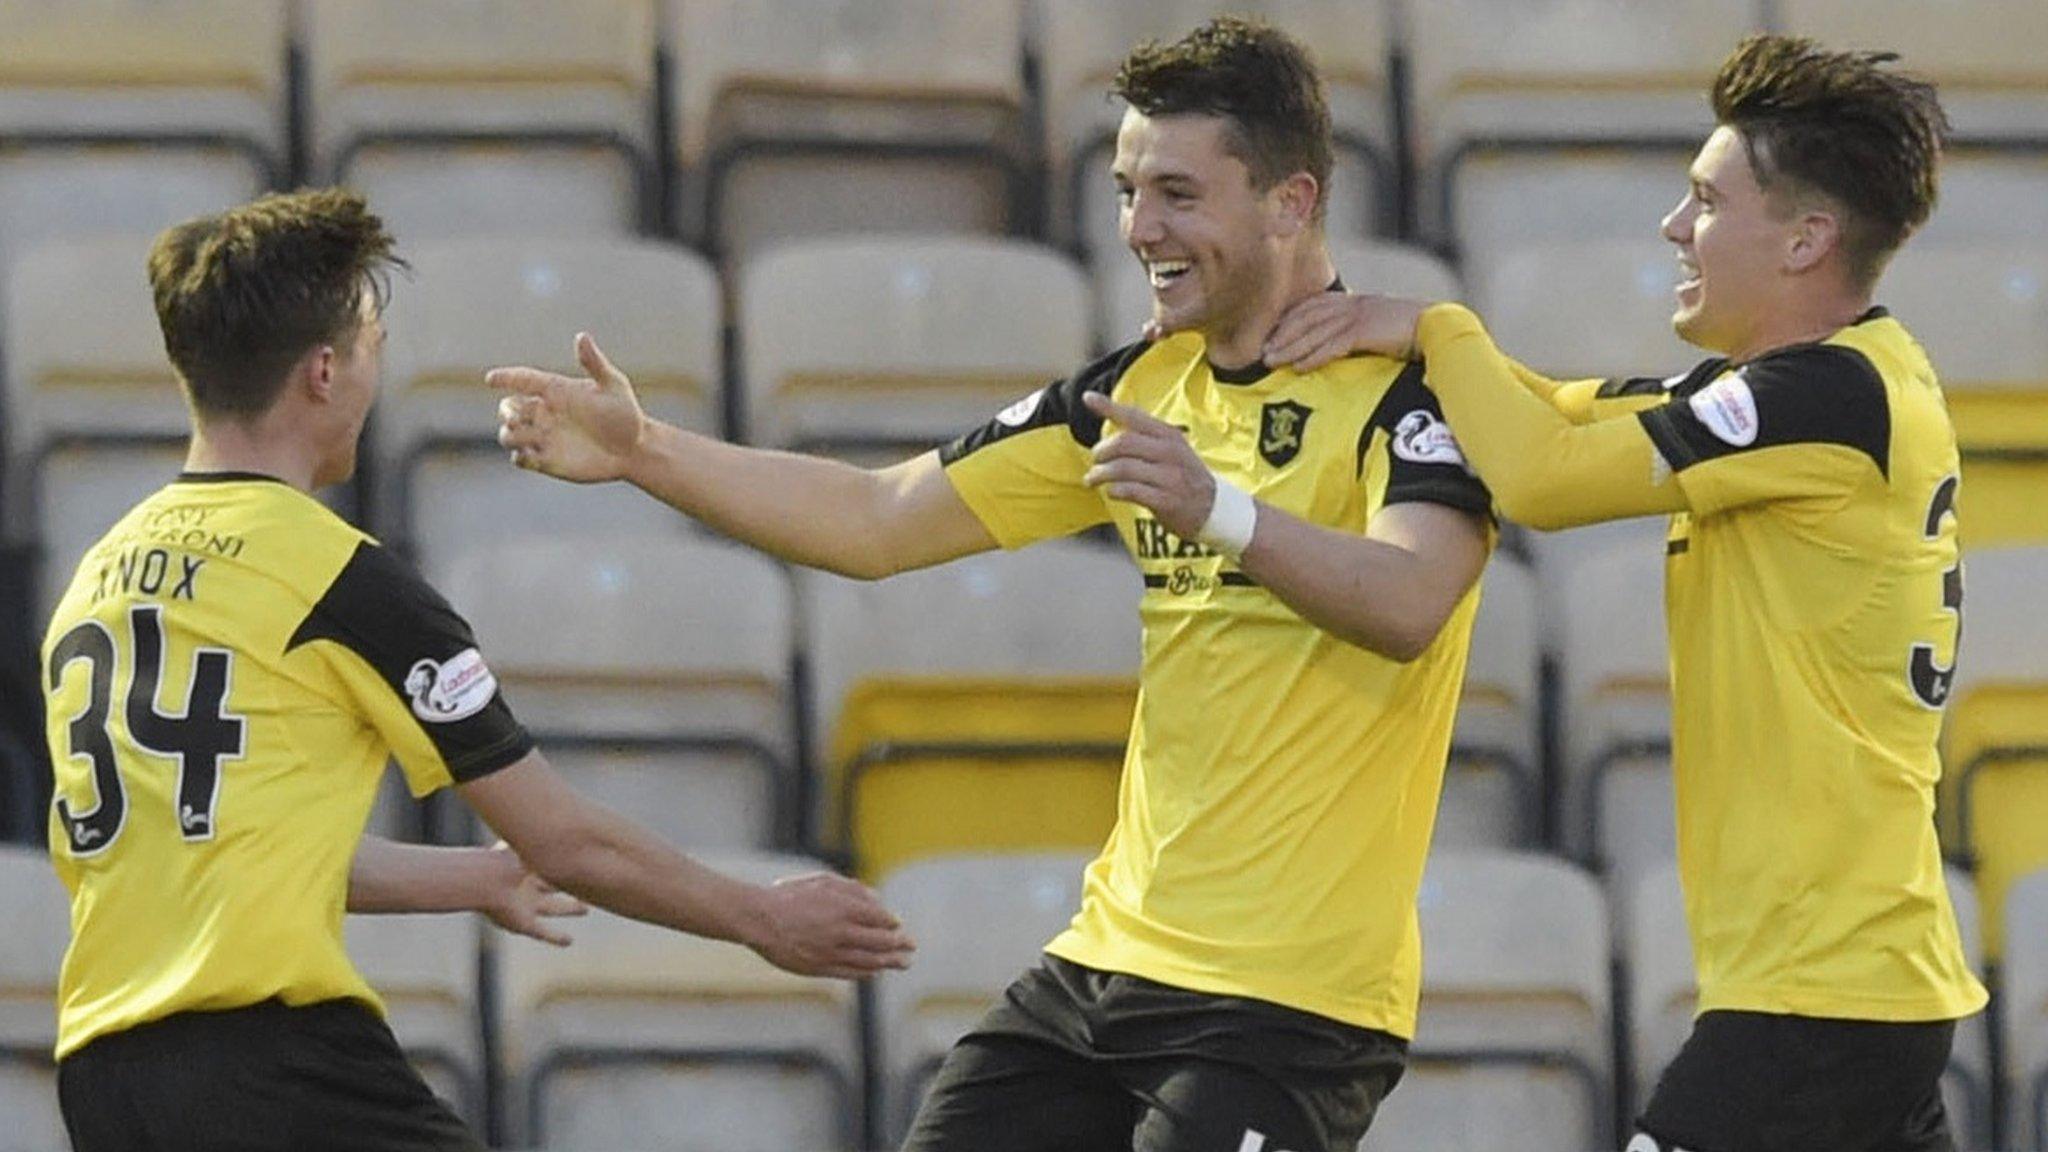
[
  {"x1": 1081, "y1": 390, "x2": 1171, "y2": 433},
  {"x1": 485, "y1": 366, "x2": 567, "y2": 398}
]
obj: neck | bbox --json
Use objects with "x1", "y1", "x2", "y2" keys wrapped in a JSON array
[
  {"x1": 185, "y1": 415, "x2": 320, "y2": 492},
  {"x1": 1204, "y1": 239, "x2": 1338, "y2": 372},
  {"x1": 1724, "y1": 285, "x2": 1873, "y2": 364}
]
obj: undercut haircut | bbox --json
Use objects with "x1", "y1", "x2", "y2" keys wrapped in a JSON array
[
  {"x1": 148, "y1": 187, "x2": 404, "y2": 421},
  {"x1": 1712, "y1": 34, "x2": 1948, "y2": 290},
  {"x1": 1112, "y1": 15, "x2": 1335, "y2": 223}
]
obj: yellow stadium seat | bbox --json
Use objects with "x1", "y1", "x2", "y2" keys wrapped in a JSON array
[
  {"x1": 801, "y1": 543, "x2": 1141, "y2": 880},
  {"x1": 829, "y1": 676, "x2": 1132, "y2": 882}
]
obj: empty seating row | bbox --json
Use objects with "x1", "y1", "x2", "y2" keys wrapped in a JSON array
[
  {"x1": 5, "y1": 845, "x2": 2035, "y2": 1150},
  {"x1": 3, "y1": 0, "x2": 2046, "y2": 265}
]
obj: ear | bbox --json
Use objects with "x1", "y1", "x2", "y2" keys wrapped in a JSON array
[
  {"x1": 1784, "y1": 208, "x2": 1841, "y2": 275},
  {"x1": 1267, "y1": 171, "x2": 1321, "y2": 238},
  {"x1": 299, "y1": 345, "x2": 339, "y2": 403}
]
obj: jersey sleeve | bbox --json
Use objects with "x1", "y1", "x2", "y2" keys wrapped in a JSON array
[
  {"x1": 288, "y1": 541, "x2": 534, "y2": 796},
  {"x1": 1638, "y1": 343, "x2": 1891, "y2": 517},
  {"x1": 1366, "y1": 362, "x2": 1494, "y2": 517},
  {"x1": 935, "y1": 340, "x2": 1149, "y2": 548}
]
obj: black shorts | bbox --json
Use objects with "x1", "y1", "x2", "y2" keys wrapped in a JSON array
[
  {"x1": 57, "y1": 998, "x2": 482, "y2": 1152},
  {"x1": 903, "y1": 954, "x2": 1408, "y2": 1152},
  {"x1": 1634, "y1": 1009, "x2": 1957, "y2": 1152}
]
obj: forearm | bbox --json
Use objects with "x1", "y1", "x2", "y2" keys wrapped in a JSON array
[
  {"x1": 621, "y1": 420, "x2": 909, "y2": 578},
  {"x1": 519, "y1": 794, "x2": 769, "y2": 948},
  {"x1": 1416, "y1": 304, "x2": 1686, "y2": 529},
  {"x1": 346, "y1": 836, "x2": 520, "y2": 914},
  {"x1": 1237, "y1": 504, "x2": 1487, "y2": 663}
]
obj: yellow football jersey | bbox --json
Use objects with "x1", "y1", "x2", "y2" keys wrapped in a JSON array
[
  {"x1": 1644, "y1": 313, "x2": 1983, "y2": 1020},
  {"x1": 42, "y1": 473, "x2": 533, "y2": 1058},
  {"x1": 940, "y1": 333, "x2": 1493, "y2": 1036},
  {"x1": 1417, "y1": 303, "x2": 1986, "y2": 1023}
]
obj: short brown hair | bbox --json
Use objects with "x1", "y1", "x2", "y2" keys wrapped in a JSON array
[
  {"x1": 1711, "y1": 34, "x2": 1948, "y2": 289},
  {"x1": 1111, "y1": 16, "x2": 1334, "y2": 223},
  {"x1": 148, "y1": 188, "x2": 403, "y2": 420}
]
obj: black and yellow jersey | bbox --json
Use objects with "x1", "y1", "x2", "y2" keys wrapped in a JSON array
[
  {"x1": 1416, "y1": 303, "x2": 1986, "y2": 1023},
  {"x1": 41, "y1": 473, "x2": 532, "y2": 1059},
  {"x1": 939, "y1": 332, "x2": 1492, "y2": 1036}
]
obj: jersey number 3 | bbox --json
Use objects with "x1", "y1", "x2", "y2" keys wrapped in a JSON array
[
  {"x1": 47, "y1": 604, "x2": 247, "y2": 855},
  {"x1": 1909, "y1": 474, "x2": 1962, "y2": 710}
]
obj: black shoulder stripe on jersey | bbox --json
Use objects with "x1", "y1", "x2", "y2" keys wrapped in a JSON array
[
  {"x1": 1639, "y1": 343, "x2": 1890, "y2": 478},
  {"x1": 940, "y1": 338, "x2": 1154, "y2": 464},
  {"x1": 1370, "y1": 360, "x2": 1496, "y2": 516},
  {"x1": 1596, "y1": 357, "x2": 1725, "y2": 399},
  {"x1": 287, "y1": 540, "x2": 533, "y2": 782}
]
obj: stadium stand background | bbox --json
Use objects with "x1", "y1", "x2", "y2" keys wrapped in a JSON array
[{"x1": 1, "y1": 0, "x2": 2044, "y2": 1148}]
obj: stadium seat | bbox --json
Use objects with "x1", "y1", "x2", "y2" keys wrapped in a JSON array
[
  {"x1": 872, "y1": 851, "x2": 1092, "y2": 1142},
  {"x1": 0, "y1": 0, "x2": 281, "y2": 271},
  {"x1": 1467, "y1": 236, "x2": 1700, "y2": 382},
  {"x1": 343, "y1": 912, "x2": 486, "y2": 1124},
  {"x1": 1096, "y1": 237, "x2": 1461, "y2": 355},
  {"x1": 669, "y1": 0, "x2": 1027, "y2": 259},
  {"x1": 1, "y1": 236, "x2": 193, "y2": 617},
  {"x1": 372, "y1": 236, "x2": 721, "y2": 556},
  {"x1": 1882, "y1": 243, "x2": 2048, "y2": 548},
  {"x1": 1625, "y1": 862, "x2": 1996, "y2": 1150},
  {"x1": 1557, "y1": 535, "x2": 1673, "y2": 874},
  {"x1": 738, "y1": 236, "x2": 1091, "y2": 457},
  {"x1": 1439, "y1": 554, "x2": 1542, "y2": 849},
  {"x1": 1405, "y1": 0, "x2": 1759, "y2": 245},
  {"x1": 1450, "y1": 148, "x2": 1688, "y2": 271},
  {"x1": 800, "y1": 541, "x2": 1141, "y2": 879},
  {"x1": 302, "y1": 0, "x2": 658, "y2": 238},
  {"x1": 2004, "y1": 868, "x2": 2048, "y2": 1150},
  {"x1": 1781, "y1": 0, "x2": 2048, "y2": 142},
  {"x1": 1940, "y1": 546, "x2": 2048, "y2": 961},
  {"x1": 436, "y1": 534, "x2": 798, "y2": 851},
  {"x1": 1039, "y1": 0, "x2": 1396, "y2": 258},
  {"x1": 493, "y1": 852, "x2": 863, "y2": 1151},
  {"x1": 1366, "y1": 850, "x2": 1612, "y2": 1151},
  {"x1": 0, "y1": 843, "x2": 71, "y2": 1152}
]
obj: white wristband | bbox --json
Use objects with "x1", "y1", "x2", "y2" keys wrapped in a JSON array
[{"x1": 1196, "y1": 472, "x2": 1258, "y2": 560}]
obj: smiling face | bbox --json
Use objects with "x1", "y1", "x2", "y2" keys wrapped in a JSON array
[
  {"x1": 1661, "y1": 125, "x2": 1808, "y2": 358},
  {"x1": 1114, "y1": 108, "x2": 1291, "y2": 347}
]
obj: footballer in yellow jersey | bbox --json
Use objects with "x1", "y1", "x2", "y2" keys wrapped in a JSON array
[
  {"x1": 1269, "y1": 33, "x2": 1979, "y2": 1152},
  {"x1": 50, "y1": 188, "x2": 910, "y2": 1152},
  {"x1": 44, "y1": 474, "x2": 533, "y2": 1061},
  {"x1": 491, "y1": 20, "x2": 1494, "y2": 1152},
  {"x1": 942, "y1": 332, "x2": 1490, "y2": 1034}
]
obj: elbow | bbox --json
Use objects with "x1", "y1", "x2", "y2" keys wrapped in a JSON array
[{"x1": 1380, "y1": 623, "x2": 1438, "y2": 665}]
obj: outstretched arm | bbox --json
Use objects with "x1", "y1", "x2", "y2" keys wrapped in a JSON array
[
  {"x1": 347, "y1": 835, "x2": 588, "y2": 947},
  {"x1": 1265, "y1": 298, "x2": 1686, "y2": 530},
  {"x1": 490, "y1": 333, "x2": 996, "y2": 578},
  {"x1": 460, "y1": 751, "x2": 916, "y2": 979}
]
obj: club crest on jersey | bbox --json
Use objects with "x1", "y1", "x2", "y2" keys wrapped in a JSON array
[
  {"x1": 1259, "y1": 400, "x2": 1313, "y2": 467},
  {"x1": 405, "y1": 647, "x2": 498, "y2": 724},
  {"x1": 1391, "y1": 409, "x2": 1469, "y2": 466},
  {"x1": 1690, "y1": 370, "x2": 1759, "y2": 446}
]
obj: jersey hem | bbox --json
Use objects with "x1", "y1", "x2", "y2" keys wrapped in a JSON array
[
  {"x1": 1696, "y1": 981, "x2": 1988, "y2": 1024},
  {"x1": 1042, "y1": 937, "x2": 1417, "y2": 1040}
]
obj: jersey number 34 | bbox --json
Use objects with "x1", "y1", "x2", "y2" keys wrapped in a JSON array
[{"x1": 46, "y1": 604, "x2": 248, "y2": 856}]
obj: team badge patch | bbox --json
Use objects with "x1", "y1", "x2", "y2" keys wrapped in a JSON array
[
  {"x1": 1391, "y1": 409, "x2": 1469, "y2": 466},
  {"x1": 1258, "y1": 400, "x2": 1313, "y2": 467},
  {"x1": 405, "y1": 647, "x2": 499, "y2": 724},
  {"x1": 1689, "y1": 370, "x2": 1759, "y2": 446}
]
